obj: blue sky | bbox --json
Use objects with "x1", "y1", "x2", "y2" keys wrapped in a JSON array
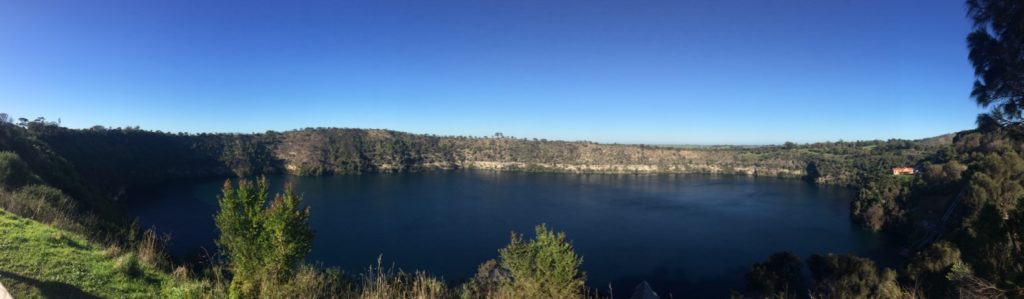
[{"x1": 0, "y1": 0, "x2": 982, "y2": 144}]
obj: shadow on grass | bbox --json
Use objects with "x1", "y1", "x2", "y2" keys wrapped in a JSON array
[{"x1": 0, "y1": 270, "x2": 100, "y2": 299}]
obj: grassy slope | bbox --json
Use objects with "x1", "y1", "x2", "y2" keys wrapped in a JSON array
[{"x1": 0, "y1": 209, "x2": 202, "y2": 298}]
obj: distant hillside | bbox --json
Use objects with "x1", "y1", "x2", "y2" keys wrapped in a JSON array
[
  {"x1": 914, "y1": 133, "x2": 957, "y2": 147},
  {"x1": 0, "y1": 120, "x2": 956, "y2": 201}
]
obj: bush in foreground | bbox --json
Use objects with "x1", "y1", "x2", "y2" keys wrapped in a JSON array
[
  {"x1": 462, "y1": 224, "x2": 587, "y2": 299},
  {"x1": 215, "y1": 177, "x2": 314, "y2": 298}
]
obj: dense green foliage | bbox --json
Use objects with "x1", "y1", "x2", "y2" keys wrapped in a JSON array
[
  {"x1": 0, "y1": 131, "x2": 117, "y2": 243},
  {"x1": 495, "y1": 224, "x2": 586, "y2": 298},
  {"x1": 851, "y1": 175, "x2": 913, "y2": 231},
  {"x1": 837, "y1": 129, "x2": 1024, "y2": 298},
  {"x1": 743, "y1": 252, "x2": 803, "y2": 298},
  {"x1": 741, "y1": 253, "x2": 916, "y2": 299},
  {"x1": 0, "y1": 122, "x2": 111, "y2": 220},
  {"x1": 903, "y1": 241, "x2": 962, "y2": 299},
  {"x1": 0, "y1": 151, "x2": 33, "y2": 189},
  {"x1": 214, "y1": 178, "x2": 313, "y2": 298},
  {"x1": 740, "y1": 2, "x2": 1024, "y2": 297},
  {"x1": 459, "y1": 224, "x2": 588, "y2": 299},
  {"x1": 806, "y1": 254, "x2": 907, "y2": 299}
]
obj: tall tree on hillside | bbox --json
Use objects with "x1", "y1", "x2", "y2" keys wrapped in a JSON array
[{"x1": 967, "y1": 0, "x2": 1024, "y2": 130}]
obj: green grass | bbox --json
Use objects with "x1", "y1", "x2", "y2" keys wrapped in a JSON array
[{"x1": 0, "y1": 209, "x2": 205, "y2": 298}]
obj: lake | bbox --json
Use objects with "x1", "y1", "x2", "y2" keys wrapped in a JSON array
[{"x1": 126, "y1": 171, "x2": 897, "y2": 298}]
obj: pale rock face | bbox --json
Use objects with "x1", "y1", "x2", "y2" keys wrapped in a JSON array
[
  {"x1": 451, "y1": 161, "x2": 805, "y2": 176},
  {"x1": 266, "y1": 129, "x2": 811, "y2": 178}
]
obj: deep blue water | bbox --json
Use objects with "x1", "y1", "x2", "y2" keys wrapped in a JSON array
[{"x1": 126, "y1": 171, "x2": 897, "y2": 298}]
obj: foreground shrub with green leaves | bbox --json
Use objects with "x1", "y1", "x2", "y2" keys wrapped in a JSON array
[
  {"x1": 462, "y1": 224, "x2": 588, "y2": 299},
  {"x1": 214, "y1": 177, "x2": 313, "y2": 298}
]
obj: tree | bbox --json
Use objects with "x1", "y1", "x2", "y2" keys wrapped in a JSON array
[
  {"x1": 745, "y1": 252, "x2": 803, "y2": 298},
  {"x1": 946, "y1": 261, "x2": 1010, "y2": 298},
  {"x1": 963, "y1": 149, "x2": 1024, "y2": 220},
  {"x1": 490, "y1": 224, "x2": 586, "y2": 299},
  {"x1": 220, "y1": 137, "x2": 275, "y2": 177},
  {"x1": 851, "y1": 175, "x2": 910, "y2": 231},
  {"x1": 214, "y1": 177, "x2": 313, "y2": 298},
  {"x1": 904, "y1": 241, "x2": 962, "y2": 298},
  {"x1": 807, "y1": 254, "x2": 904, "y2": 299},
  {"x1": 962, "y1": 204, "x2": 1018, "y2": 283},
  {"x1": 263, "y1": 187, "x2": 314, "y2": 281},
  {"x1": 0, "y1": 151, "x2": 33, "y2": 189},
  {"x1": 967, "y1": 0, "x2": 1024, "y2": 130}
]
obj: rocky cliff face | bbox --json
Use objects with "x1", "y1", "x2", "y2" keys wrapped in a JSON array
[
  {"x1": 264, "y1": 128, "x2": 946, "y2": 187},
  {"x1": 454, "y1": 161, "x2": 807, "y2": 177},
  {"x1": 269, "y1": 129, "x2": 811, "y2": 178}
]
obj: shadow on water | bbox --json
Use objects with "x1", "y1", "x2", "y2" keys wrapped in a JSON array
[{"x1": 0, "y1": 270, "x2": 101, "y2": 299}]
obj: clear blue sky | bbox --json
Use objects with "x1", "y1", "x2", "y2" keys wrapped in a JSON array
[{"x1": 0, "y1": 0, "x2": 982, "y2": 144}]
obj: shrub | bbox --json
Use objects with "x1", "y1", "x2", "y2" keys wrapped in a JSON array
[
  {"x1": 903, "y1": 241, "x2": 961, "y2": 298},
  {"x1": 494, "y1": 224, "x2": 585, "y2": 299},
  {"x1": 0, "y1": 151, "x2": 33, "y2": 189},
  {"x1": 946, "y1": 261, "x2": 1008, "y2": 298},
  {"x1": 214, "y1": 177, "x2": 313, "y2": 298},
  {"x1": 807, "y1": 253, "x2": 917, "y2": 299},
  {"x1": 0, "y1": 184, "x2": 97, "y2": 237},
  {"x1": 745, "y1": 252, "x2": 803, "y2": 298},
  {"x1": 851, "y1": 176, "x2": 909, "y2": 231},
  {"x1": 808, "y1": 254, "x2": 879, "y2": 298},
  {"x1": 462, "y1": 259, "x2": 512, "y2": 298}
]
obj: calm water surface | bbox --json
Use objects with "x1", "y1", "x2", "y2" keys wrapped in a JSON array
[{"x1": 127, "y1": 171, "x2": 897, "y2": 298}]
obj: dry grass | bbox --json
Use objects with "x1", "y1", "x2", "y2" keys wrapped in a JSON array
[
  {"x1": 358, "y1": 257, "x2": 453, "y2": 299},
  {"x1": 171, "y1": 266, "x2": 191, "y2": 281},
  {"x1": 0, "y1": 185, "x2": 99, "y2": 239},
  {"x1": 136, "y1": 228, "x2": 170, "y2": 270}
]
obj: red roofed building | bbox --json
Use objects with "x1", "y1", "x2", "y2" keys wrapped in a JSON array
[{"x1": 892, "y1": 167, "x2": 916, "y2": 175}]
